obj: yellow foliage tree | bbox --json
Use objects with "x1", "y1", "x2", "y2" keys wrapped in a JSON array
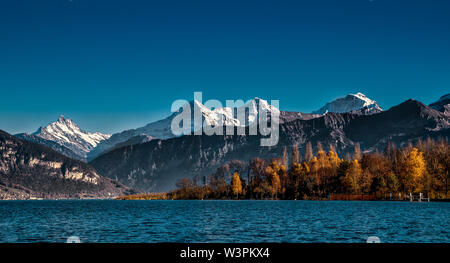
[
  {"x1": 271, "y1": 173, "x2": 281, "y2": 199},
  {"x1": 303, "y1": 162, "x2": 310, "y2": 174},
  {"x1": 279, "y1": 164, "x2": 288, "y2": 196},
  {"x1": 231, "y1": 171, "x2": 243, "y2": 198},
  {"x1": 317, "y1": 150, "x2": 328, "y2": 167},
  {"x1": 404, "y1": 147, "x2": 426, "y2": 193},
  {"x1": 343, "y1": 159, "x2": 362, "y2": 194},
  {"x1": 354, "y1": 143, "x2": 361, "y2": 160},
  {"x1": 310, "y1": 157, "x2": 319, "y2": 173},
  {"x1": 327, "y1": 150, "x2": 341, "y2": 169},
  {"x1": 266, "y1": 161, "x2": 282, "y2": 199}
]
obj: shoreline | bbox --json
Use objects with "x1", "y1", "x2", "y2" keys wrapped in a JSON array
[{"x1": 2, "y1": 198, "x2": 448, "y2": 202}]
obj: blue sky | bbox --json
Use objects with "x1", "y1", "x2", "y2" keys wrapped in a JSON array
[{"x1": 0, "y1": 0, "x2": 449, "y2": 134}]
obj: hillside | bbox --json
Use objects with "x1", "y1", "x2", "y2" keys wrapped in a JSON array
[
  {"x1": 0, "y1": 130, "x2": 135, "y2": 199},
  {"x1": 90, "y1": 99, "x2": 449, "y2": 192}
]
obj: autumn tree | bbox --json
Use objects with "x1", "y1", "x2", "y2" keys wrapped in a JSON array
[
  {"x1": 168, "y1": 139, "x2": 449, "y2": 201},
  {"x1": 420, "y1": 138, "x2": 449, "y2": 198},
  {"x1": 308, "y1": 157, "x2": 320, "y2": 196},
  {"x1": 329, "y1": 144, "x2": 337, "y2": 154},
  {"x1": 175, "y1": 178, "x2": 195, "y2": 199},
  {"x1": 326, "y1": 150, "x2": 342, "y2": 193},
  {"x1": 228, "y1": 160, "x2": 246, "y2": 177},
  {"x1": 250, "y1": 158, "x2": 267, "y2": 199},
  {"x1": 266, "y1": 161, "x2": 282, "y2": 199},
  {"x1": 353, "y1": 143, "x2": 361, "y2": 161},
  {"x1": 176, "y1": 177, "x2": 194, "y2": 189},
  {"x1": 336, "y1": 160, "x2": 350, "y2": 193},
  {"x1": 231, "y1": 171, "x2": 243, "y2": 198},
  {"x1": 287, "y1": 162, "x2": 303, "y2": 199},
  {"x1": 383, "y1": 141, "x2": 394, "y2": 160},
  {"x1": 209, "y1": 164, "x2": 230, "y2": 198},
  {"x1": 271, "y1": 173, "x2": 281, "y2": 199},
  {"x1": 305, "y1": 142, "x2": 313, "y2": 161},
  {"x1": 370, "y1": 175, "x2": 386, "y2": 195},
  {"x1": 328, "y1": 150, "x2": 341, "y2": 169},
  {"x1": 291, "y1": 145, "x2": 300, "y2": 167},
  {"x1": 314, "y1": 149, "x2": 332, "y2": 196},
  {"x1": 282, "y1": 146, "x2": 289, "y2": 168},
  {"x1": 317, "y1": 141, "x2": 323, "y2": 153},
  {"x1": 404, "y1": 147, "x2": 426, "y2": 193},
  {"x1": 361, "y1": 153, "x2": 392, "y2": 194},
  {"x1": 386, "y1": 173, "x2": 400, "y2": 193},
  {"x1": 342, "y1": 159, "x2": 362, "y2": 194}
]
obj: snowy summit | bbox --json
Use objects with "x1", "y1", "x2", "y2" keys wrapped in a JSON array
[
  {"x1": 190, "y1": 97, "x2": 280, "y2": 128},
  {"x1": 312, "y1": 92, "x2": 382, "y2": 114},
  {"x1": 33, "y1": 115, "x2": 111, "y2": 159}
]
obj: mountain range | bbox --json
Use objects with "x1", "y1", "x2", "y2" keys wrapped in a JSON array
[
  {"x1": 312, "y1": 92, "x2": 382, "y2": 114},
  {"x1": 429, "y1": 93, "x2": 450, "y2": 112},
  {"x1": 6, "y1": 92, "x2": 450, "y2": 194},
  {"x1": 0, "y1": 130, "x2": 135, "y2": 199},
  {"x1": 89, "y1": 98, "x2": 449, "y2": 192},
  {"x1": 88, "y1": 98, "x2": 282, "y2": 160},
  {"x1": 16, "y1": 94, "x2": 377, "y2": 161},
  {"x1": 16, "y1": 116, "x2": 110, "y2": 161},
  {"x1": 87, "y1": 94, "x2": 380, "y2": 160}
]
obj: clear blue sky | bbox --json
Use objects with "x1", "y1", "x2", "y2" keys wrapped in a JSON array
[{"x1": 1, "y1": 0, "x2": 449, "y2": 134}]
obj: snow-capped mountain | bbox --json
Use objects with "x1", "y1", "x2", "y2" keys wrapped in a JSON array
[
  {"x1": 91, "y1": 99, "x2": 450, "y2": 192},
  {"x1": 88, "y1": 98, "x2": 281, "y2": 160},
  {"x1": 312, "y1": 92, "x2": 382, "y2": 114},
  {"x1": 429, "y1": 93, "x2": 450, "y2": 113},
  {"x1": 0, "y1": 130, "x2": 134, "y2": 199},
  {"x1": 191, "y1": 97, "x2": 280, "y2": 128},
  {"x1": 28, "y1": 116, "x2": 111, "y2": 160}
]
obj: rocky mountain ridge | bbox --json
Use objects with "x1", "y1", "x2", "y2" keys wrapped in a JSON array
[{"x1": 0, "y1": 130, "x2": 135, "y2": 199}]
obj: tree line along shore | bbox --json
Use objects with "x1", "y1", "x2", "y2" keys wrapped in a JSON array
[{"x1": 117, "y1": 138, "x2": 449, "y2": 201}]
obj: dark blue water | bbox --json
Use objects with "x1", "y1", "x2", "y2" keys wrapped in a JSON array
[{"x1": 0, "y1": 200, "x2": 449, "y2": 243}]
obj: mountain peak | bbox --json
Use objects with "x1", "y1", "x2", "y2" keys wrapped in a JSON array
[
  {"x1": 353, "y1": 92, "x2": 366, "y2": 98},
  {"x1": 87, "y1": 98, "x2": 281, "y2": 159},
  {"x1": 391, "y1": 98, "x2": 449, "y2": 117},
  {"x1": 58, "y1": 115, "x2": 65, "y2": 122},
  {"x1": 438, "y1": 93, "x2": 450, "y2": 101},
  {"x1": 313, "y1": 92, "x2": 382, "y2": 114},
  {"x1": 55, "y1": 115, "x2": 76, "y2": 126},
  {"x1": 429, "y1": 93, "x2": 450, "y2": 112},
  {"x1": 31, "y1": 116, "x2": 111, "y2": 159},
  {"x1": 351, "y1": 92, "x2": 372, "y2": 101}
]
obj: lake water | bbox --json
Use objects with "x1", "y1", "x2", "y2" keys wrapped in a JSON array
[{"x1": 0, "y1": 200, "x2": 449, "y2": 243}]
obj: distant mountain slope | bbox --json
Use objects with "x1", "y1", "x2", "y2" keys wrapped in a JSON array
[
  {"x1": 313, "y1": 92, "x2": 382, "y2": 114},
  {"x1": 18, "y1": 116, "x2": 111, "y2": 161},
  {"x1": 429, "y1": 93, "x2": 450, "y2": 112},
  {"x1": 89, "y1": 95, "x2": 385, "y2": 160},
  {"x1": 0, "y1": 130, "x2": 134, "y2": 199},
  {"x1": 90, "y1": 99, "x2": 449, "y2": 193},
  {"x1": 89, "y1": 98, "x2": 284, "y2": 160},
  {"x1": 87, "y1": 116, "x2": 173, "y2": 160},
  {"x1": 15, "y1": 133, "x2": 82, "y2": 161}
]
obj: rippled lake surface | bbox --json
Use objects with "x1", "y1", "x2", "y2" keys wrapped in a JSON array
[{"x1": 0, "y1": 200, "x2": 449, "y2": 243}]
